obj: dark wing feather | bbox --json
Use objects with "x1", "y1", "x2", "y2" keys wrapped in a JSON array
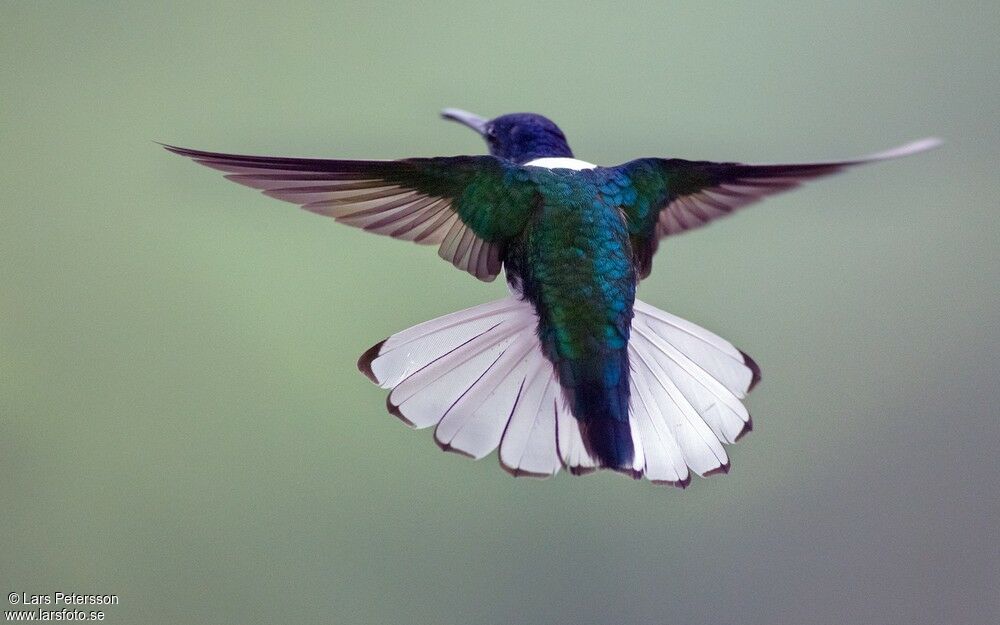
[
  {"x1": 619, "y1": 138, "x2": 941, "y2": 278},
  {"x1": 163, "y1": 145, "x2": 539, "y2": 281}
]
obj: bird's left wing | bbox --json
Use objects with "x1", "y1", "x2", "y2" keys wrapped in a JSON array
[
  {"x1": 164, "y1": 145, "x2": 539, "y2": 281},
  {"x1": 617, "y1": 138, "x2": 941, "y2": 278}
]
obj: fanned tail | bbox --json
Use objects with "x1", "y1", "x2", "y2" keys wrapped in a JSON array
[
  {"x1": 359, "y1": 296, "x2": 759, "y2": 486},
  {"x1": 627, "y1": 299, "x2": 758, "y2": 485}
]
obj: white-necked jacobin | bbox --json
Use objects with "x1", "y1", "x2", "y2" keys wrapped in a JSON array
[{"x1": 165, "y1": 109, "x2": 940, "y2": 486}]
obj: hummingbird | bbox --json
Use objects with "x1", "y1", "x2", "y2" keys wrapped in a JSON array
[{"x1": 164, "y1": 109, "x2": 939, "y2": 486}]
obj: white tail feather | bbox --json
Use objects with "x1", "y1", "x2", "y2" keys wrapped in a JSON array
[{"x1": 359, "y1": 296, "x2": 759, "y2": 486}]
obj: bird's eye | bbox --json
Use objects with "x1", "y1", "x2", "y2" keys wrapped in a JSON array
[{"x1": 486, "y1": 127, "x2": 498, "y2": 141}]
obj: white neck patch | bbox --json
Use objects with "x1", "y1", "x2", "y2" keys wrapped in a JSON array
[{"x1": 523, "y1": 157, "x2": 597, "y2": 170}]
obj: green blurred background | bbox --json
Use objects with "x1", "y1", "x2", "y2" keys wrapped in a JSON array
[{"x1": 3, "y1": 2, "x2": 998, "y2": 624}]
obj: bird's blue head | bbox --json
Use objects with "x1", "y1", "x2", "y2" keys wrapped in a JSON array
[{"x1": 442, "y1": 108, "x2": 574, "y2": 165}]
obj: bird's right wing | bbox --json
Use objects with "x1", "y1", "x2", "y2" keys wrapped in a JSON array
[
  {"x1": 617, "y1": 138, "x2": 941, "y2": 278},
  {"x1": 163, "y1": 145, "x2": 540, "y2": 282}
]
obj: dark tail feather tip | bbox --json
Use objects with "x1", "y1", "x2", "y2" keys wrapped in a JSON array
[
  {"x1": 652, "y1": 475, "x2": 692, "y2": 489},
  {"x1": 703, "y1": 461, "x2": 731, "y2": 477},
  {"x1": 435, "y1": 438, "x2": 477, "y2": 460},
  {"x1": 386, "y1": 395, "x2": 415, "y2": 427},
  {"x1": 357, "y1": 339, "x2": 387, "y2": 383},
  {"x1": 734, "y1": 415, "x2": 754, "y2": 442},
  {"x1": 738, "y1": 349, "x2": 762, "y2": 392}
]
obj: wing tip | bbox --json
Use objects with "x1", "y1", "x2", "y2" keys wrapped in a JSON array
[
  {"x1": 864, "y1": 137, "x2": 944, "y2": 161},
  {"x1": 158, "y1": 142, "x2": 198, "y2": 158}
]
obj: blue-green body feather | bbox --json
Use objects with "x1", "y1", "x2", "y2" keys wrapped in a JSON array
[{"x1": 506, "y1": 167, "x2": 639, "y2": 467}]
